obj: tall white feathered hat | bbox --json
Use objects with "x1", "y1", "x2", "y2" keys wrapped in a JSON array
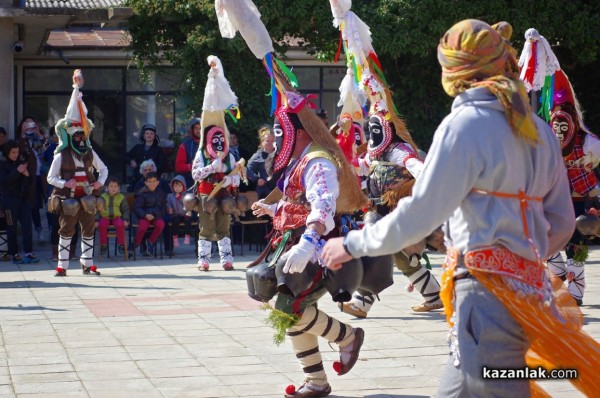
[
  {"x1": 199, "y1": 55, "x2": 239, "y2": 156},
  {"x1": 518, "y1": 28, "x2": 560, "y2": 92},
  {"x1": 55, "y1": 69, "x2": 94, "y2": 154}
]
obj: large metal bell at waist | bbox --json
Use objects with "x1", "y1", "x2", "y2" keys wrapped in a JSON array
[
  {"x1": 252, "y1": 261, "x2": 278, "y2": 302},
  {"x1": 62, "y1": 198, "x2": 81, "y2": 216},
  {"x1": 324, "y1": 258, "x2": 364, "y2": 302},
  {"x1": 360, "y1": 255, "x2": 394, "y2": 295},
  {"x1": 221, "y1": 197, "x2": 237, "y2": 215},
  {"x1": 576, "y1": 214, "x2": 600, "y2": 237},
  {"x1": 274, "y1": 253, "x2": 321, "y2": 297},
  {"x1": 96, "y1": 196, "x2": 106, "y2": 212},
  {"x1": 236, "y1": 195, "x2": 249, "y2": 213},
  {"x1": 80, "y1": 195, "x2": 98, "y2": 215},
  {"x1": 201, "y1": 196, "x2": 218, "y2": 214},
  {"x1": 183, "y1": 193, "x2": 200, "y2": 213}
]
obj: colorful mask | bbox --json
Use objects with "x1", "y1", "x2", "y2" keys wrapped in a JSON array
[
  {"x1": 69, "y1": 130, "x2": 89, "y2": 155},
  {"x1": 367, "y1": 112, "x2": 393, "y2": 157},
  {"x1": 204, "y1": 125, "x2": 228, "y2": 159},
  {"x1": 353, "y1": 122, "x2": 366, "y2": 147},
  {"x1": 551, "y1": 109, "x2": 576, "y2": 157},
  {"x1": 272, "y1": 109, "x2": 299, "y2": 174}
]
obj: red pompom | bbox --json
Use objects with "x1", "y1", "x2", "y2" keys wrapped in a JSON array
[
  {"x1": 90, "y1": 265, "x2": 97, "y2": 272},
  {"x1": 285, "y1": 384, "x2": 296, "y2": 395},
  {"x1": 333, "y1": 361, "x2": 342, "y2": 374},
  {"x1": 588, "y1": 208, "x2": 598, "y2": 216}
]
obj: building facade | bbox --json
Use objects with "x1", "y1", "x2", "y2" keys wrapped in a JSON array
[{"x1": 1, "y1": 1, "x2": 345, "y2": 185}]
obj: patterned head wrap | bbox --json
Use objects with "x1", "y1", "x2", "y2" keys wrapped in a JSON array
[{"x1": 438, "y1": 19, "x2": 538, "y2": 144}]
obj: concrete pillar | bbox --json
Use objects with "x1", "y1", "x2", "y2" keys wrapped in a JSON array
[{"x1": 0, "y1": 17, "x2": 14, "y2": 135}]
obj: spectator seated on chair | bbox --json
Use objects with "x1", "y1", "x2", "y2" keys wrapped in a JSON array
[
  {"x1": 131, "y1": 172, "x2": 166, "y2": 257},
  {"x1": 167, "y1": 175, "x2": 193, "y2": 248},
  {"x1": 98, "y1": 177, "x2": 129, "y2": 257}
]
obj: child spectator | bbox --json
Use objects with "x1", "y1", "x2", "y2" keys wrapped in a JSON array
[
  {"x1": 167, "y1": 175, "x2": 192, "y2": 247},
  {"x1": 0, "y1": 140, "x2": 39, "y2": 264},
  {"x1": 132, "y1": 172, "x2": 166, "y2": 256},
  {"x1": 98, "y1": 177, "x2": 129, "y2": 256}
]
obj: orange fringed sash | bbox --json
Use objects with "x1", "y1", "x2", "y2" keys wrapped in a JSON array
[{"x1": 440, "y1": 187, "x2": 600, "y2": 397}]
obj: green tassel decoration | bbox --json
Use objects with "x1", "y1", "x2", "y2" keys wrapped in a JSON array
[
  {"x1": 261, "y1": 303, "x2": 300, "y2": 345},
  {"x1": 274, "y1": 59, "x2": 298, "y2": 88},
  {"x1": 573, "y1": 243, "x2": 589, "y2": 263},
  {"x1": 422, "y1": 252, "x2": 432, "y2": 270}
]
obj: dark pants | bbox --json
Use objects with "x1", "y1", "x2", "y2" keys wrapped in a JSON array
[
  {"x1": 3, "y1": 196, "x2": 33, "y2": 254},
  {"x1": 566, "y1": 200, "x2": 586, "y2": 259}
]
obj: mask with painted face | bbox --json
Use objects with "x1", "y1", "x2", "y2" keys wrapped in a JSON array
[
  {"x1": 204, "y1": 125, "x2": 228, "y2": 159},
  {"x1": 367, "y1": 112, "x2": 394, "y2": 157}
]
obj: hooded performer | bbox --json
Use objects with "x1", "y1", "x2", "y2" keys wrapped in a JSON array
[
  {"x1": 191, "y1": 55, "x2": 242, "y2": 271},
  {"x1": 47, "y1": 69, "x2": 108, "y2": 277},
  {"x1": 545, "y1": 69, "x2": 600, "y2": 306},
  {"x1": 327, "y1": 0, "x2": 444, "y2": 316},
  {"x1": 214, "y1": 1, "x2": 370, "y2": 396}
]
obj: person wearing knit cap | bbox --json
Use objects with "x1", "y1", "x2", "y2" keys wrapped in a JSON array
[
  {"x1": 323, "y1": 20, "x2": 600, "y2": 397},
  {"x1": 191, "y1": 56, "x2": 241, "y2": 272},
  {"x1": 47, "y1": 70, "x2": 108, "y2": 277}
]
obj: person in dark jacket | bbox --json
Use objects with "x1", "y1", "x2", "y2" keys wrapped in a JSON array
[
  {"x1": 0, "y1": 140, "x2": 39, "y2": 264},
  {"x1": 18, "y1": 116, "x2": 46, "y2": 242},
  {"x1": 246, "y1": 126, "x2": 276, "y2": 199},
  {"x1": 126, "y1": 124, "x2": 167, "y2": 187},
  {"x1": 175, "y1": 118, "x2": 201, "y2": 188},
  {"x1": 132, "y1": 172, "x2": 166, "y2": 256}
]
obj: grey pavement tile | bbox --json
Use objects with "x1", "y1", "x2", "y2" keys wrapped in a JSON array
[
  {"x1": 11, "y1": 371, "x2": 80, "y2": 384},
  {"x1": 17, "y1": 392, "x2": 88, "y2": 398},
  {"x1": 2, "y1": 247, "x2": 599, "y2": 397},
  {"x1": 14, "y1": 380, "x2": 85, "y2": 395}
]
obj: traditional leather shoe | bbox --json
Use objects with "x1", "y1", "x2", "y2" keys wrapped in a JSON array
[
  {"x1": 82, "y1": 264, "x2": 101, "y2": 275},
  {"x1": 412, "y1": 301, "x2": 444, "y2": 312},
  {"x1": 284, "y1": 382, "x2": 331, "y2": 398},
  {"x1": 198, "y1": 262, "x2": 209, "y2": 272},
  {"x1": 336, "y1": 327, "x2": 364, "y2": 375},
  {"x1": 222, "y1": 262, "x2": 234, "y2": 271},
  {"x1": 55, "y1": 268, "x2": 67, "y2": 277},
  {"x1": 338, "y1": 302, "x2": 367, "y2": 318}
]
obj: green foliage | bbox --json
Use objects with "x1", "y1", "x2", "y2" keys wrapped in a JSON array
[
  {"x1": 125, "y1": 0, "x2": 600, "y2": 151},
  {"x1": 573, "y1": 243, "x2": 589, "y2": 263},
  {"x1": 261, "y1": 303, "x2": 299, "y2": 345}
]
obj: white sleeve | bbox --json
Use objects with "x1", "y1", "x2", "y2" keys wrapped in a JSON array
[
  {"x1": 303, "y1": 158, "x2": 339, "y2": 235},
  {"x1": 46, "y1": 153, "x2": 66, "y2": 188},
  {"x1": 583, "y1": 133, "x2": 600, "y2": 168},
  {"x1": 92, "y1": 150, "x2": 108, "y2": 185},
  {"x1": 356, "y1": 153, "x2": 371, "y2": 177},
  {"x1": 388, "y1": 144, "x2": 424, "y2": 179},
  {"x1": 191, "y1": 150, "x2": 209, "y2": 181}
]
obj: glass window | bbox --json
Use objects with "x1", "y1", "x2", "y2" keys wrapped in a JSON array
[
  {"x1": 126, "y1": 68, "x2": 181, "y2": 92},
  {"x1": 292, "y1": 67, "x2": 320, "y2": 90},
  {"x1": 25, "y1": 68, "x2": 123, "y2": 92},
  {"x1": 24, "y1": 93, "x2": 125, "y2": 184},
  {"x1": 322, "y1": 67, "x2": 346, "y2": 89},
  {"x1": 125, "y1": 94, "x2": 177, "y2": 180}
]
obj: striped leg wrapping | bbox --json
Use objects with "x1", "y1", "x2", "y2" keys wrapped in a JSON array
[
  {"x1": 349, "y1": 292, "x2": 375, "y2": 312},
  {"x1": 80, "y1": 236, "x2": 94, "y2": 268},
  {"x1": 547, "y1": 252, "x2": 567, "y2": 279},
  {"x1": 566, "y1": 258, "x2": 585, "y2": 300},
  {"x1": 58, "y1": 236, "x2": 72, "y2": 269},
  {"x1": 198, "y1": 240, "x2": 212, "y2": 266},
  {"x1": 408, "y1": 267, "x2": 441, "y2": 304},
  {"x1": 0, "y1": 230, "x2": 7, "y2": 254},
  {"x1": 287, "y1": 307, "x2": 354, "y2": 385}
]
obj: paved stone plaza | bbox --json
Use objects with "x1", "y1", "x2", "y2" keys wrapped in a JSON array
[{"x1": 0, "y1": 242, "x2": 597, "y2": 397}]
